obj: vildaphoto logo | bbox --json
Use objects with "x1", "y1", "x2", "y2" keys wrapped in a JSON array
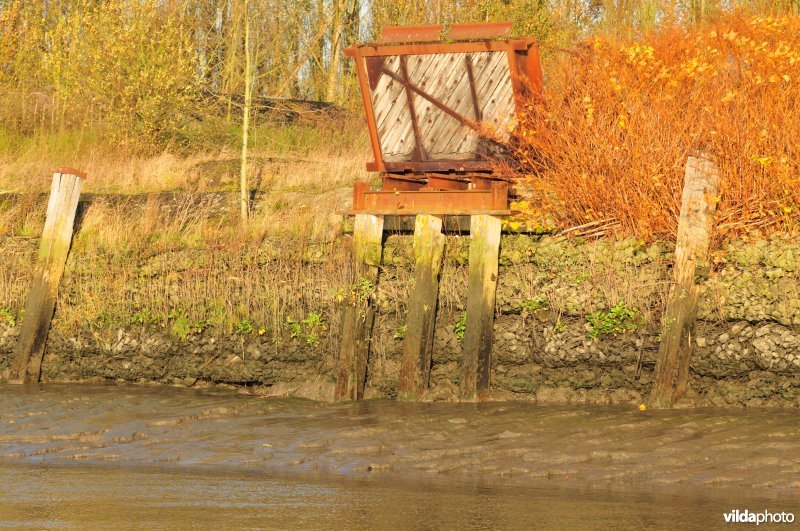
[{"x1": 723, "y1": 509, "x2": 795, "y2": 525}]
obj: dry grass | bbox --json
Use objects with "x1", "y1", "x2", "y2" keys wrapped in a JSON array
[
  {"x1": 0, "y1": 116, "x2": 370, "y2": 194},
  {"x1": 0, "y1": 192, "x2": 354, "y2": 347},
  {"x1": 507, "y1": 14, "x2": 800, "y2": 244},
  {"x1": 0, "y1": 114, "x2": 369, "y2": 344}
]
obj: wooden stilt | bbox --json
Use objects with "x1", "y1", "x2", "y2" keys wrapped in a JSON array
[
  {"x1": 334, "y1": 213, "x2": 384, "y2": 400},
  {"x1": 10, "y1": 169, "x2": 85, "y2": 384},
  {"x1": 461, "y1": 214, "x2": 502, "y2": 402},
  {"x1": 649, "y1": 154, "x2": 719, "y2": 408},
  {"x1": 398, "y1": 214, "x2": 445, "y2": 400}
]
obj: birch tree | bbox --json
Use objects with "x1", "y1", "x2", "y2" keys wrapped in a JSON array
[{"x1": 240, "y1": 0, "x2": 252, "y2": 222}]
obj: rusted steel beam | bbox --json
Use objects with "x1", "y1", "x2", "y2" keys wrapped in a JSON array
[
  {"x1": 381, "y1": 176, "x2": 425, "y2": 191},
  {"x1": 352, "y1": 48, "x2": 386, "y2": 174},
  {"x1": 490, "y1": 181, "x2": 510, "y2": 206},
  {"x1": 469, "y1": 176, "x2": 498, "y2": 190},
  {"x1": 524, "y1": 45, "x2": 545, "y2": 96},
  {"x1": 352, "y1": 183, "x2": 509, "y2": 215},
  {"x1": 383, "y1": 161, "x2": 495, "y2": 173},
  {"x1": 55, "y1": 167, "x2": 87, "y2": 180},
  {"x1": 425, "y1": 176, "x2": 469, "y2": 191},
  {"x1": 464, "y1": 55, "x2": 482, "y2": 122},
  {"x1": 449, "y1": 22, "x2": 512, "y2": 41},
  {"x1": 352, "y1": 181, "x2": 370, "y2": 211},
  {"x1": 351, "y1": 40, "x2": 537, "y2": 58},
  {"x1": 505, "y1": 42, "x2": 525, "y2": 106}
]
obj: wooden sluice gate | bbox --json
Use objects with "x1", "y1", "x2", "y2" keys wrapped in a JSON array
[{"x1": 334, "y1": 22, "x2": 543, "y2": 402}]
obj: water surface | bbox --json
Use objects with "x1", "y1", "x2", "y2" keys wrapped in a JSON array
[{"x1": 1, "y1": 383, "x2": 798, "y2": 528}]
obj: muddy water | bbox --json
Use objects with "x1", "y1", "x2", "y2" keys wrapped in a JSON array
[
  {"x1": 1, "y1": 384, "x2": 799, "y2": 528},
  {"x1": 2, "y1": 463, "x2": 797, "y2": 530}
]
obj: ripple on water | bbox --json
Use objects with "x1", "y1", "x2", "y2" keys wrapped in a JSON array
[{"x1": 0, "y1": 383, "x2": 798, "y2": 494}]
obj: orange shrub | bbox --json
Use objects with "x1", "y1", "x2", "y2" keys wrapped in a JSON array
[{"x1": 507, "y1": 14, "x2": 800, "y2": 243}]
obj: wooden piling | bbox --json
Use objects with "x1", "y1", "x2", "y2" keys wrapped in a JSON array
[
  {"x1": 649, "y1": 154, "x2": 720, "y2": 408},
  {"x1": 461, "y1": 214, "x2": 502, "y2": 402},
  {"x1": 334, "y1": 213, "x2": 384, "y2": 400},
  {"x1": 398, "y1": 214, "x2": 445, "y2": 400},
  {"x1": 10, "y1": 169, "x2": 85, "y2": 384}
]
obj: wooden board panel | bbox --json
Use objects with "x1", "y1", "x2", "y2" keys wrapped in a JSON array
[
  {"x1": 429, "y1": 51, "x2": 512, "y2": 158},
  {"x1": 370, "y1": 51, "x2": 516, "y2": 164},
  {"x1": 418, "y1": 51, "x2": 512, "y2": 160},
  {"x1": 372, "y1": 56, "x2": 413, "y2": 161}
]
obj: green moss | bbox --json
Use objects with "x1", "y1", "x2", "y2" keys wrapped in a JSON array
[{"x1": 586, "y1": 302, "x2": 643, "y2": 339}]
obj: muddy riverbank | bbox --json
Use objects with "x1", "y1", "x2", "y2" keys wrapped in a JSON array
[
  {"x1": 1, "y1": 383, "x2": 799, "y2": 493},
  {"x1": 2, "y1": 194, "x2": 800, "y2": 405},
  {"x1": 3, "y1": 316, "x2": 799, "y2": 408}
]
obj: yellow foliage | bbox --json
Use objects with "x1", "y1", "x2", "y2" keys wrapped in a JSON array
[
  {"x1": 506, "y1": 14, "x2": 800, "y2": 243},
  {"x1": 1, "y1": 0, "x2": 198, "y2": 149}
]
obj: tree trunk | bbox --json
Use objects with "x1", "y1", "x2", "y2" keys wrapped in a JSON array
[
  {"x1": 325, "y1": 0, "x2": 346, "y2": 103},
  {"x1": 239, "y1": 0, "x2": 251, "y2": 223}
]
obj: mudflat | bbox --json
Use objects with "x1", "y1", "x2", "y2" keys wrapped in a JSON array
[{"x1": 1, "y1": 383, "x2": 798, "y2": 493}]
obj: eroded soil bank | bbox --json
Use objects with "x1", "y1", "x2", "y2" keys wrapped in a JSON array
[
  {"x1": 1, "y1": 384, "x2": 799, "y2": 495},
  {"x1": 2, "y1": 194, "x2": 800, "y2": 406}
]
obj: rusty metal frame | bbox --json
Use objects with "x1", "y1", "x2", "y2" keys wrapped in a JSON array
[
  {"x1": 346, "y1": 22, "x2": 542, "y2": 215},
  {"x1": 56, "y1": 167, "x2": 88, "y2": 179},
  {"x1": 345, "y1": 38, "x2": 542, "y2": 176},
  {"x1": 352, "y1": 180, "x2": 509, "y2": 216},
  {"x1": 349, "y1": 40, "x2": 536, "y2": 57}
]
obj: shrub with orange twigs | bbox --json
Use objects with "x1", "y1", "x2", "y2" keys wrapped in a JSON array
[{"x1": 506, "y1": 14, "x2": 800, "y2": 243}]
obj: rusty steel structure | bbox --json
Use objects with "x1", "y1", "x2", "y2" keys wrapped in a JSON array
[{"x1": 345, "y1": 21, "x2": 542, "y2": 215}]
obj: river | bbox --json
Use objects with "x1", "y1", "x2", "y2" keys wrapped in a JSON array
[{"x1": 0, "y1": 383, "x2": 798, "y2": 529}]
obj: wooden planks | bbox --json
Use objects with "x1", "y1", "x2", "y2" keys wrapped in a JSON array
[
  {"x1": 460, "y1": 214, "x2": 502, "y2": 401},
  {"x1": 10, "y1": 170, "x2": 85, "y2": 384},
  {"x1": 649, "y1": 155, "x2": 720, "y2": 409},
  {"x1": 372, "y1": 51, "x2": 515, "y2": 163},
  {"x1": 334, "y1": 214, "x2": 385, "y2": 400},
  {"x1": 398, "y1": 214, "x2": 446, "y2": 400}
]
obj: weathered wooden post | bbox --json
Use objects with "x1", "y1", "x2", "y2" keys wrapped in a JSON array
[
  {"x1": 461, "y1": 214, "x2": 502, "y2": 401},
  {"x1": 10, "y1": 169, "x2": 85, "y2": 384},
  {"x1": 334, "y1": 211, "x2": 384, "y2": 400},
  {"x1": 398, "y1": 214, "x2": 446, "y2": 400},
  {"x1": 649, "y1": 154, "x2": 719, "y2": 408}
]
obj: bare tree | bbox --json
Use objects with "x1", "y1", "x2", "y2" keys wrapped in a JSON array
[{"x1": 240, "y1": 0, "x2": 252, "y2": 222}]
